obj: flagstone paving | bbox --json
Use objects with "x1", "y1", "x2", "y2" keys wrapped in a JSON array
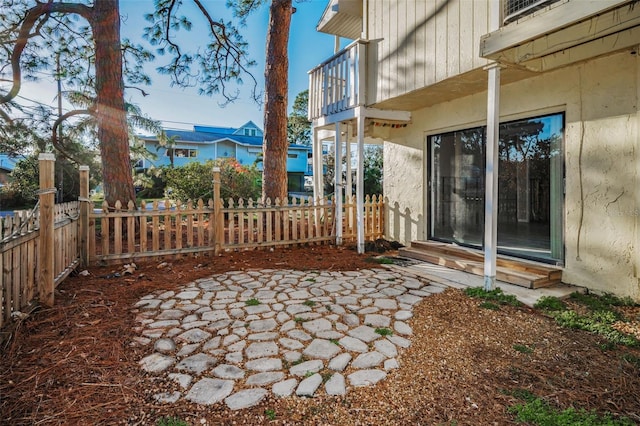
[{"x1": 133, "y1": 268, "x2": 445, "y2": 410}]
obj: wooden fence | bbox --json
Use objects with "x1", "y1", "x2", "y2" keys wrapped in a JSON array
[
  {"x1": 1, "y1": 160, "x2": 385, "y2": 327},
  {"x1": 0, "y1": 155, "x2": 82, "y2": 328},
  {"x1": 90, "y1": 192, "x2": 385, "y2": 264}
]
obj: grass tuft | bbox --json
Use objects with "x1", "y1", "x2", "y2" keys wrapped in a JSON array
[
  {"x1": 534, "y1": 296, "x2": 566, "y2": 312},
  {"x1": 464, "y1": 287, "x2": 522, "y2": 307},
  {"x1": 245, "y1": 298, "x2": 261, "y2": 306},
  {"x1": 375, "y1": 327, "x2": 393, "y2": 336},
  {"x1": 508, "y1": 397, "x2": 634, "y2": 425}
]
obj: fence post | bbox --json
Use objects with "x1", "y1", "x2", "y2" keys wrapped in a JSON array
[
  {"x1": 38, "y1": 153, "x2": 55, "y2": 307},
  {"x1": 212, "y1": 167, "x2": 222, "y2": 255},
  {"x1": 79, "y1": 165, "x2": 90, "y2": 267}
]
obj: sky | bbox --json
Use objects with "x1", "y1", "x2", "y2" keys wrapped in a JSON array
[{"x1": 19, "y1": 0, "x2": 341, "y2": 132}]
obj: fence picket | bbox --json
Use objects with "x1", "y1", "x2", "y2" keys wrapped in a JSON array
[{"x1": 114, "y1": 200, "x2": 123, "y2": 255}]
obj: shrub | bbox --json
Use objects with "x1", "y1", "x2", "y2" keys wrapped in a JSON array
[{"x1": 163, "y1": 158, "x2": 261, "y2": 202}]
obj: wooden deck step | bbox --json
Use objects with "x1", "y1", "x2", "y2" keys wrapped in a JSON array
[{"x1": 399, "y1": 242, "x2": 562, "y2": 289}]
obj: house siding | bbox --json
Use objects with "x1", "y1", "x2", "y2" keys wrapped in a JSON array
[
  {"x1": 382, "y1": 51, "x2": 640, "y2": 300},
  {"x1": 367, "y1": 0, "x2": 489, "y2": 106}
]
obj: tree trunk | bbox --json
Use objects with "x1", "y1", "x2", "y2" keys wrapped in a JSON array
[
  {"x1": 92, "y1": 0, "x2": 135, "y2": 205},
  {"x1": 262, "y1": 0, "x2": 292, "y2": 203}
]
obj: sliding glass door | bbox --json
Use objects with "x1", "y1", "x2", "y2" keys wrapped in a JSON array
[{"x1": 429, "y1": 113, "x2": 564, "y2": 264}]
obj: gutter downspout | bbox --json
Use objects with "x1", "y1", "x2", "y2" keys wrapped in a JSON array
[{"x1": 483, "y1": 0, "x2": 501, "y2": 291}]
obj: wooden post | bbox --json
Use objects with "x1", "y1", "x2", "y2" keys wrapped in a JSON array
[
  {"x1": 212, "y1": 167, "x2": 222, "y2": 255},
  {"x1": 38, "y1": 153, "x2": 55, "y2": 307},
  {"x1": 79, "y1": 165, "x2": 90, "y2": 267}
]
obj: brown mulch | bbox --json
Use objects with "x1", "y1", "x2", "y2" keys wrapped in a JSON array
[{"x1": 1, "y1": 245, "x2": 639, "y2": 425}]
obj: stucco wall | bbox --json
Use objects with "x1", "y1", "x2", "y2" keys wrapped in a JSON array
[{"x1": 383, "y1": 51, "x2": 640, "y2": 300}]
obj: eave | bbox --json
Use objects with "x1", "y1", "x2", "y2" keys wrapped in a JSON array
[{"x1": 317, "y1": 0, "x2": 363, "y2": 40}]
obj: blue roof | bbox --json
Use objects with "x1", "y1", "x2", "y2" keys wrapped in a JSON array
[
  {"x1": 193, "y1": 125, "x2": 236, "y2": 135},
  {"x1": 0, "y1": 154, "x2": 18, "y2": 171},
  {"x1": 141, "y1": 129, "x2": 310, "y2": 151}
]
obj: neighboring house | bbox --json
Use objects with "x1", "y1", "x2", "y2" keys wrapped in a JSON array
[
  {"x1": 0, "y1": 154, "x2": 18, "y2": 187},
  {"x1": 309, "y1": 0, "x2": 640, "y2": 300},
  {"x1": 139, "y1": 121, "x2": 311, "y2": 193}
]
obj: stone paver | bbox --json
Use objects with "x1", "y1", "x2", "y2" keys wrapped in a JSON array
[{"x1": 133, "y1": 268, "x2": 435, "y2": 409}]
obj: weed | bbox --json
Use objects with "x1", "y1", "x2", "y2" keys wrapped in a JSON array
[
  {"x1": 245, "y1": 298, "x2": 261, "y2": 306},
  {"x1": 464, "y1": 287, "x2": 522, "y2": 307},
  {"x1": 264, "y1": 409, "x2": 276, "y2": 420},
  {"x1": 622, "y1": 353, "x2": 640, "y2": 368},
  {"x1": 366, "y1": 256, "x2": 394, "y2": 264},
  {"x1": 479, "y1": 301, "x2": 501, "y2": 310},
  {"x1": 503, "y1": 388, "x2": 538, "y2": 403},
  {"x1": 513, "y1": 344, "x2": 534, "y2": 354},
  {"x1": 321, "y1": 372, "x2": 333, "y2": 383},
  {"x1": 157, "y1": 417, "x2": 189, "y2": 426},
  {"x1": 570, "y1": 292, "x2": 634, "y2": 319},
  {"x1": 304, "y1": 371, "x2": 315, "y2": 378},
  {"x1": 508, "y1": 397, "x2": 634, "y2": 425},
  {"x1": 551, "y1": 310, "x2": 638, "y2": 347},
  {"x1": 305, "y1": 277, "x2": 317, "y2": 283},
  {"x1": 375, "y1": 327, "x2": 393, "y2": 336},
  {"x1": 534, "y1": 296, "x2": 566, "y2": 312},
  {"x1": 326, "y1": 305, "x2": 333, "y2": 312},
  {"x1": 294, "y1": 317, "x2": 309, "y2": 323},
  {"x1": 303, "y1": 300, "x2": 316, "y2": 307},
  {"x1": 329, "y1": 338, "x2": 340, "y2": 345},
  {"x1": 292, "y1": 356, "x2": 307, "y2": 366}
]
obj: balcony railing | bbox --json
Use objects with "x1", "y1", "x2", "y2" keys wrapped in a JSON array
[
  {"x1": 308, "y1": 40, "x2": 366, "y2": 121},
  {"x1": 503, "y1": 0, "x2": 561, "y2": 24}
]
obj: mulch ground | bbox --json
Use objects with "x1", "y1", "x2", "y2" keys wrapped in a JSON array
[{"x1": 1, "y1": 244, "x2": 639, "y2": 425}]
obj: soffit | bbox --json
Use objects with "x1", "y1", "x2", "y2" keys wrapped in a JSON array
[{"x1": 317, "y1": 0, "x2": 363, "y2": 40}]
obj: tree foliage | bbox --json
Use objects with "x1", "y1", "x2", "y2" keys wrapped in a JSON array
[
  {"x1": 162, "y1": 158, "x2": 261, "y2": 202},
  {"x1": 324, "y1": 145, "x2": 384, "y2": 196},
  {"x1": 288, "y1": 89, "x2": 310, "y2": 146}
]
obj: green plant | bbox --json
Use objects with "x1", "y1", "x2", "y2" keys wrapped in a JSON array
[
  {"x1": 265, "y1": 409, "x2": 276, "y2": 420},
  {"x1": 294, "y1": 316, "x2": 309, "y2": 323},
  {"x1": 479, "y1": 301, "x2": 501, "y2": 311},
  {"x1": 375, "y1": 327, "x2": 393, "y2": 336},
  {"x1": 551, "y1": 310, "x2": 638, "y2": 347},
  {"x1": 508, "y1": 397, "x2": 634, "y2": 425},
  {"x1": 534, "y1": 296, "x2": 566, "y2": 312},
  {"x1": 622, "y1": 353, "x2": 640, "y2": 368},
  {"x1": 164, "y1": 158, "x2": 262, "y2": 202},
  {"x1": 464, "y1": 287, "x2": 522, "y2": 307},
  {"x1": 303, "y1": 300, "x2": 316, "y2": 307},
  {"x1": 365, "y1": 256, "x2": 394, "y2": 264},
  {"x1": 329, "y1": 338, "x2": 339, "y2": 345},
  {"x1": 157, "y1": 416, "x2": 189, "y2": 426},
  {"x1": 321, "y1": 372, "x2": 333, "y2": 383},
  {"x1": 245, "y1": 298, "x2": 261, "y2": 306},
  {"x1": 513, "y1": 344, "x2": 534, "y2": 354},
  {"x1": 305, "y1": 277, "x2": 317, "y2": 282}
]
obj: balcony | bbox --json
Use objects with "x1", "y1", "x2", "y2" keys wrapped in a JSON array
[{"x1": 308, "y1": 40, "x2": 366, "y2": 121}]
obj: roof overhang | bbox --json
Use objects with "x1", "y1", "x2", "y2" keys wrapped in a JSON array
[
  {"x1": 317, "y1": 0, "x2": 363, "y2": 40},
  {"x1": 480, "y1": 0, "x2": 640, "y2": 72}
]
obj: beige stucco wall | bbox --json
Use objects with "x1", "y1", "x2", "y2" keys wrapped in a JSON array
[{"x1": 382, "y1": 51, "x2": 640, "y2": 300}]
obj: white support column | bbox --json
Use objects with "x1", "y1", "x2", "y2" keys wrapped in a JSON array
[
  {"x1": 312, "y1": 126, "x2": 323, "y2": 201},
  {"x1": 483, "y1": 0, "x2": 502, "y2": 291},
  {"x1": 356, "y1": 111, "x2": 366, "y2": 253},
  {"x1": 346, "y1": 124, "x2": 353, "y2": 199},
  {"x1": 335, "y1": 122, "x2": 343, "y2": 245},
  {"x1": 483, "y1": 62, "x2": 501, "y2": 291}
]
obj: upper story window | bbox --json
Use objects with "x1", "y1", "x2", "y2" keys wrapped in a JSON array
[
  {"x1": 167, "y1": 148, "x2": 197, "y2": 158},
  {"x1": 244, "y1": 128, "x2": 257, "y2": 136},
  {"x1": 503, "y1": 0, "x2": 561, "y2": 24}
]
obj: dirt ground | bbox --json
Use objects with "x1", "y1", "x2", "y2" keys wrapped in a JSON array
[{"x1": 1, "y1": 244, "x2": 639, "y2": 425}]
